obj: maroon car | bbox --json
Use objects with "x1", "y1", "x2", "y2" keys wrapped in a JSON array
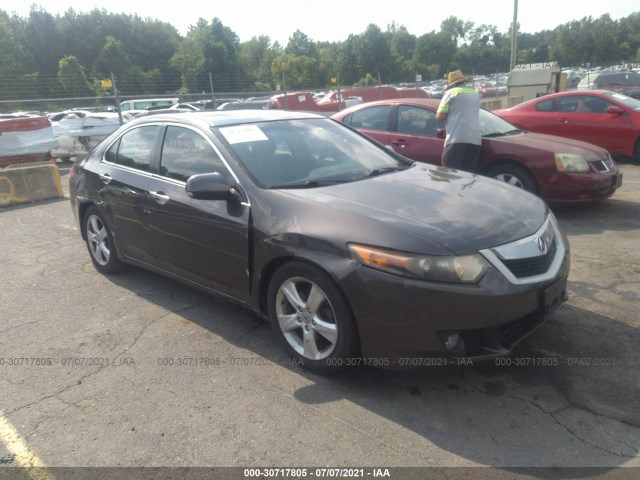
[
  {"x1": 493, "y1": 90, "x2": 640, "y2": 160},
  {"x1": 331, "y1": 98, "x2": 622, "y2": 205}
]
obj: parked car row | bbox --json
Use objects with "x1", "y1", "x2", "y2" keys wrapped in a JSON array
[
  {"x1": 422, "y1": 73, "x2": 509, "y2": 99},
  {"x1": 575, "y1": 70, "x2": 640, "y2": 98}
]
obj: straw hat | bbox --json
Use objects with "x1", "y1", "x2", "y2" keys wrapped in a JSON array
[{"x1": 445, "y1": 70, "x2": 474, "y2": 90}]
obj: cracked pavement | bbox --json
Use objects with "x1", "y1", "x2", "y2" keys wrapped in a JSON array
[{"x1": 0, "y1": 164, "x2": 639, "y2": 474}]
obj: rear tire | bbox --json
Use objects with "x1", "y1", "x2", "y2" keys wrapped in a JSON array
[
  {"x1": 83, "y1": 206, "x2": 127, "y2": 274},
  {"x1": 267, "y1": 261, "x2": 357, "y2": 373},
  {"x1": 487, "y1": 164, "x2": 537, "y2": 195}
]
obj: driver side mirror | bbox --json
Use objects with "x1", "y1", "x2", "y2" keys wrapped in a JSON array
[
  {"x1": 607, "y1": 106, "x2": 625, "y2": 115},
  {"x1": 436, "y1": 128, "x2": 446, "y2": 139},
  {"x1": 186, "y1": 172, "x2": 240, "y2": 202}
]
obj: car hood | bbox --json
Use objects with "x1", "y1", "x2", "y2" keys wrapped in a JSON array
[
  {"x1": 488, "y1": 130, "x2": 609, "y2": 157},
  {"x1": 261, "y1": 165, "x2": 548, "y2": 255}
]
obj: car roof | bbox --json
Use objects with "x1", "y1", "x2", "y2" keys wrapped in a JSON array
[
  {"x1": 333, "y1": 98, "x2": 441, "y2": 115},
  {"x1": 125, "y1": 109, "x2": 325, "y2": 128},
  {"x1": 537, "y1": 90, "x2": 612, "y2": 97},
  {"x1": 496, "y1": 90, "x2": 623, "y2": 112},
  {"x1": 506, "y1": 90, "x2": 611, "y2": 107}
]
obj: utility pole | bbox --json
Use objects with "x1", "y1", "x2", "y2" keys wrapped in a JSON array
[
  {"x1": 111, "y1": 72, "x2": 123, "y2": 124},
  {"x1": 510, "y1": 0, "x2": 518, "y2": 71}
]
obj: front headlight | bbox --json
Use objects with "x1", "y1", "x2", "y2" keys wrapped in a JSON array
[
  {"x1": 555, "y1": 153, "x2": 590, "y2": 173},
  {"x1": 348, "y1": 244, "x2": 489, "y2": 284}
]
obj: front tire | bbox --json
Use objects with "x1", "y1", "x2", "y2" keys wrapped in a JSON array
[
  {"x1": 267, "y1": 262, "x2": 357, "y2": 373},
  {"x1": 487, "y1": 164, "x2": 538, "y2": 195},
  {"x1": 84, "y1": 206, "x2": 127, "y2": 274}
]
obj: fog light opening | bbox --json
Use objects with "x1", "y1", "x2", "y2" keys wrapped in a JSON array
[{"x1": 445, "y1": 333, "x2": 466, "y2": 354}]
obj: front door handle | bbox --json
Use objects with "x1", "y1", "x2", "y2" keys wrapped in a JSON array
[
  {"x1": 149, "y1": 191, "x2": 170, "y2": 205},
  {"x1": 98, "y1": 172, "x2": 112, "y2": 184}
]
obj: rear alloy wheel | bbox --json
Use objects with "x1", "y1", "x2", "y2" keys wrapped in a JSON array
[
  {"x1": 84, "y1": 206, "x2": 126, "y2": 274},
  {"x1": 487, "y1": 164, "x2": 537, "y2": 195},
  {"x1": 268, "y1": 262, "x2": 357, "y2": 373}
]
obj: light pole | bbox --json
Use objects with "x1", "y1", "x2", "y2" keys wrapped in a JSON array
[{"x1": 510, "y1": 0, "x2": 518, "y2": 71}]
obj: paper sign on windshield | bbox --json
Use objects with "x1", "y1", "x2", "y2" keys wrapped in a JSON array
[{"x1": 219, "y1": 125, "x2": 268, "y2": 144}]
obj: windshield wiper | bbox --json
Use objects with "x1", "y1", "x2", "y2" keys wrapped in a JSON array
[
  {"x1": 483, "y1": 132, "x2": 507, "y2": 138},
  {"x1": 269, "y1": 179, "x2": 350, "y2": 189},
  {"x1": 363, "y1": 166, "x2": 406, "y2": 178}
]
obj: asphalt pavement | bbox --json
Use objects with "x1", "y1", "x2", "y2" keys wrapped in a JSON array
[{"x1": 0, "y1": 163, "x2": 639, "y2": 479}]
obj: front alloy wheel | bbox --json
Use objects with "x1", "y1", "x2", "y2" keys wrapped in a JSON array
[{"x1": 268, "y1": 262, "x2": 357, "y2": 373}]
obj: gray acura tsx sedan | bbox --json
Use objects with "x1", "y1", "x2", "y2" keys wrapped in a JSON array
[{"x1": 69, "y1": 110, "x2": 569, "y2": 372}]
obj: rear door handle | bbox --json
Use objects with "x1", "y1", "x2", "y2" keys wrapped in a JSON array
[{"x1": 149, "y1": 191, "x2": 170, "y2": 205}]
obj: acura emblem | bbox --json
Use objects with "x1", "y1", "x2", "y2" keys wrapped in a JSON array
[{"x1": 536, "y1": 236, "x2": 547, "y2": 253}]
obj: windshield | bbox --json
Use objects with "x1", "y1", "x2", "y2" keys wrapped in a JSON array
[
  {"x1": 218, "y1": 118, "x2": 412, "y2": 188},
  {"x1": 479, "y1": 109, "x2": 521, "y2": 137},
  {"x1": 605, "y1": 91, "x2": 640, "y2": 111}
]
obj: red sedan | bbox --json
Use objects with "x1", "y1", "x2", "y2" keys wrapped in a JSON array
[
  {"x1": 331, "y1": 98, "x2": 622, "y2": 205},
  {"x1": 493, "y1": 90, "x2": 640, "y2": 160}
]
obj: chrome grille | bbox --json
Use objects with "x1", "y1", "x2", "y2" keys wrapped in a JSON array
[
  {"x1": 480, "y1": 215, "x2": 566, "y2": 285},
  {"x1": 591, "y1": 160, "x2": 610, "y2": 172},
  {"x1": 591, "y1": 155, "x2": 615, "y2": 173},
  {"x1": 500, "y1": 240, "x2": 557, "y2": 278}
]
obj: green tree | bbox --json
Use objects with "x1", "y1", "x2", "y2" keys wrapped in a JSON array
[
  {"x1": 269, "y1": 30, "x2": 320, "y2": 90},
  {"x1": 285, "y1": 30, "x2": 317, "y2": 57},
  {"x1": 457, "y1": 24, "x2": 510, "y2": 74},
  {"x1": 316, "y1": 42, "x2": 343, "y2": 88},
  {"x1": 618, "y1": 13, "x2": 640, "y2": 62},
  {"x1": 0, "y1": 11, "x2": 25, "y2": 75},
  {"x1": 272, "y1": 52, "x2": 317, "y2": 90},
  {"x1": 92, "y1": 35, "x2": 147, "y2": 95},
  {"x1": 0, "y1": 12, "x2": 38, "y2": 103},
  {"x1": 3, "y1": 4, "x2": 640, "y2": 107},
  {"x1": 240, "y1": 35, "x2": 281, "y2": 90},
  {"x1": 387, "y1": 23, "x2": 418, "y2": 82},
  {"x1": 333, "y1": 35, "x2": 361, "y2": 86},
  {"x1": 171, "y1": 18, "x2": 243, "y2": 93},
  {"x1": 170, "y1": 33, "x2": 206, "y2": 93},
  {"x1": 355, "y1": 24, "x2": 395, "y2": 83},
  {"x1": 22, "y1": 6, "x2": 64, "y2": 96},
  {"x1": 58, "y1": 55, "x2": 94, "y2": 97},
  {"x1": 440, "y1": 16, "x2": 474, "y2": 45},
  {"x1": 414, "y1": 31, "x2": 457, "y2": 79}
]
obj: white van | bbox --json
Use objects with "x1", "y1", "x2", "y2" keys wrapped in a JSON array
[{"x1": 119, "y1": 98, "x2": 179, "y2": 113}]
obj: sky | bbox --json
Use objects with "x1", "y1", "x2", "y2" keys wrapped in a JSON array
[{"x1": 3, "y1": 0, "x2": 639, "y2": 46}]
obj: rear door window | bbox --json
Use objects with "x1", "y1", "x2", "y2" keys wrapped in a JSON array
[
  {"x1": 104, "y1": 125, "x2": 158, "y2": 171},
  {"x1": 348, "y1": 106, "x2": 391, "y2": 131}
]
